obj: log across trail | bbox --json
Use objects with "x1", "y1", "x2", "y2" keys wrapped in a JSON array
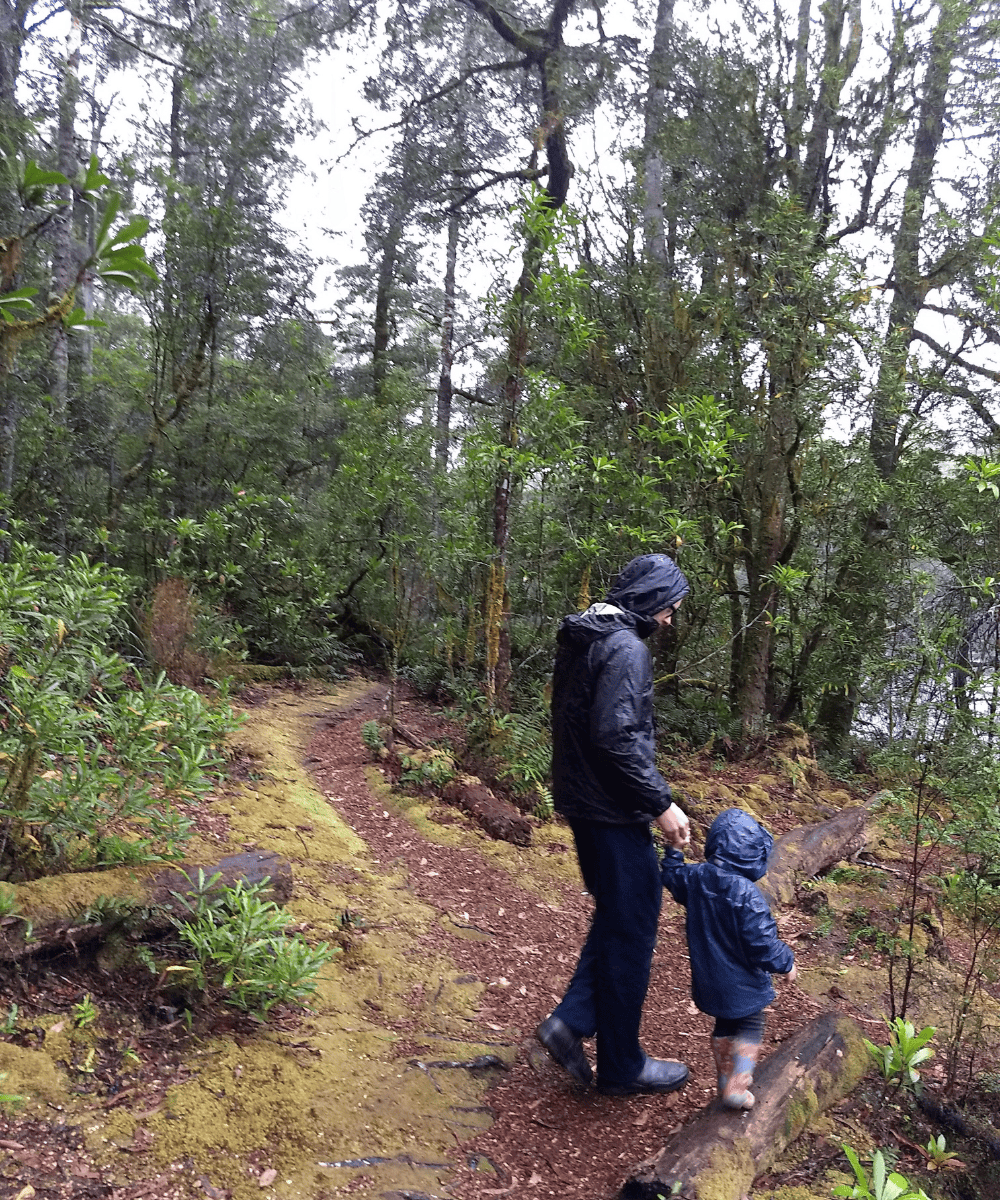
[
  {"x1": 617, "y1": 804, "x2": 875, "y2": 1200},
  {"x1": 618, "y1": 1012, "x2": 868, "y2": 1200}
]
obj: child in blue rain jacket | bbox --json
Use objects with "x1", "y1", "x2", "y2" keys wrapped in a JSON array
[{"x1": 660, "y1": 807, "x2": 797, "y2": 1110}]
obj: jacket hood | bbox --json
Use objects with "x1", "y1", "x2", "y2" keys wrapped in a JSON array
[
  {"x1": 605, "y1": 554, "x2": 690, "y2": 637},
  {"x1": 704, "y1": 808, "x2": 773, "y2": 881},
  {"x1": 556, "y1": 603, "x2": 637, "y2": 650}
]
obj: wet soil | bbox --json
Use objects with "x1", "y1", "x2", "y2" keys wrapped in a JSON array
[{"x1": 0, "y1": 677, "x2": 995, "y2": 1200}]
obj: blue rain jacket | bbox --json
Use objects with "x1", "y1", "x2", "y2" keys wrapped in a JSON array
[
  {"x1": 551, "y1": 554, "x2": 689, "y2": 825},
  {"x1": 661, "y1": 808, "x2": 794, "y2": 1019}
]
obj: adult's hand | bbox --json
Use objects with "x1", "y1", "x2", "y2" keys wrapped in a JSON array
[{"x1": 655, "y1": 802, "x2": 690, "y2": 848}]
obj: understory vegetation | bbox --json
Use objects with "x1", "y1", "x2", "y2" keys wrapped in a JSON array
[{"x1": 3, "y1": 0, "x2": 1000, "y2": 1192}]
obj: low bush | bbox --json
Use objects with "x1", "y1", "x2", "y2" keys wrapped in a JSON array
[
  {"x1": 173, "y1": 873, "x2": 335, "y2": 1015},
  {"x1": 0, "y1": 541, "x2": 240, "y2": 879}
]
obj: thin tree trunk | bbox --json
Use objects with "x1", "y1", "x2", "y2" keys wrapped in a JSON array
[
  {"x1": 815, "y1": 1, "x2": 963, "y2": 752},
  {"x1": 435, "y1": 206, "x2": 460, "y2": 473},
  {"x1": 641, "y1": 0, "x2": 675, "y2": 275}
]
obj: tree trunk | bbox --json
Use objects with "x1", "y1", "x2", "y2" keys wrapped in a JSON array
[
  {"x1": 0, "y1": 0, "x2": 33, "y2": 168},
  {"x1": 0, "y1": 851, "x2": 293, "y2": 964},
  {"x1": 435, "y1": 205, "x2": 460, "y2": 473},
  {"x1": 814, "y1": 2, "x2": 963, "y2": 751},
  {"x1": 641, "y1": 0, "x2": 675, "y2": 274},
  {"x1": 50, "y1": 4, "x2": 82, "y2": 403},
  {"x1": 462, "y1": 0, "x2": 577, "y2": 714},
  {"x1": 617, "y1": 1012, "x2": 868, "y2": 1200},
  {"x1": 758, "y1": 804, "x2": 870, "y2": 908}
]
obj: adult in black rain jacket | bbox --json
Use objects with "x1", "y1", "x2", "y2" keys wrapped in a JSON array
[{"x1": 535, "y1": 554, "x2": 692, "y2": 1095}]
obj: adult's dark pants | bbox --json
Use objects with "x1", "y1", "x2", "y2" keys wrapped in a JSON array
[{"x1": 551, "y1": 817, "x2": 661, "y2": 1085}]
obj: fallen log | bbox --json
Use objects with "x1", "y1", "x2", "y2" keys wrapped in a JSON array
[
  {"x1": 617, "y1": 1012, "x2": 868, "y2": 1200},
  {"x1": 441, "y1": 777, "x2": 532, "y2": 846},
  {"x1": 0, "y1": 850, "x2": 293, "y2": 963},
  {"x1": 759, "y1": 806, "x2": 869, "y2": 907}
]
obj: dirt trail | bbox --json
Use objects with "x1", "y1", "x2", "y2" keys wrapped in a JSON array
[{"x1": 0, "y1": 677, "x2": 847, "y2": 1200}]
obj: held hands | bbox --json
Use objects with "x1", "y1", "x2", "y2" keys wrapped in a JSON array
[{"x1": 655, "y1": 802, "x2": 690, "y2": 848}]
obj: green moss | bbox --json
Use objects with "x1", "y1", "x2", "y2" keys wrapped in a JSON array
[
  {"x1": 11, "y1": 866, "x2": 154, "y2": 922},
  {"x1": 0, "y1": 1040, "x2": 72, "y2": 1109},
  {"x1": 695, "y1": 1137, "x2": 756, "y2": 1200},
  {"x1": 785, "y1": 1082, "x2": 821, "y2": 1141},
  {"x1": 758, "y1": 1185, "x2": 831, "y2": 1200}
]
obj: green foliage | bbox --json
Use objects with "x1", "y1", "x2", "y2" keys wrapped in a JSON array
[
  {"x1": 832, "y1": 1146, "x2": 930, "y2": 1200},
  {"x1": 0, "y1": 154, "x2": 154, "y2": 346},
  {"x1": 0, "y1": 884, "x2": 17, "y2": 917},
  {"x1": 533, "y1": 784, "x2": 554, "y2": 821},
  {"x1": 457, "y1": 689, "x2": 551, "y2": 798},
  {"x1": 0, "y1": 541, "x2": 240, "y2": 878},
  {"x1": 360, "y1": 721, "x2": 385, "y2": 756},
  {"x1": 174, "y1": 876, "x2": 335, "y2": 1015},
  {"x1": 863, "y1": 1018, "x2": 935, "y2": 1087},
  {"x1": 921, "y1": 1134, "x2": 963, "y2": 1171},
  {"x1": 1, "y1": 1003, "x2": 18, "y2": 1034},
  {"x1": 72, "y1": 994, "x2": 98, "y2": 1029},
  {"x1": 399, "y1": 750, "x2": 455, "y2": 789},
  {"x1": 159, "y1": 488, "x2": 352, "y2": 671},
  {"x1": 812, "y1": 905, "x2": 834, "y2": 938},
  {"x1": 69, "y1": 894, "x2": 158, "y2": 934}
]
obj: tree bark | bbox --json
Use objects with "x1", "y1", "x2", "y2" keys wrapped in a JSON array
[
  {"x1": 435, "y1": 204, "x2": 460, "y2": 473},
  {"x1": 617, "y1": 1012, "x2": 868, "y2": 1200},
  {"x1": 641, "y1": 0, "x2": 675, "y2": 275},
  {"x1": 815, "y1": 2, "x2": 966, "y2": 752},
  {"x1": 0, "y1": 851, "x2": 293, "y2": 963},
  {"x1": 458, "y1": 0, "x2": 577, "y2": 715},
  {"x1": 758, "y1": 805, "x2": 869, "y2": 907}
]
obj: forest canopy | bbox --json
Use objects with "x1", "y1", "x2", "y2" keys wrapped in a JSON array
[{"x1": 1, "y1": 0, "x2": 999, "y2": 768}]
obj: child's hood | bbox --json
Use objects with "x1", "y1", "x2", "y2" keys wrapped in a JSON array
[{"x1": 704, "y1": 808, "x2": 773, "y2": 881}]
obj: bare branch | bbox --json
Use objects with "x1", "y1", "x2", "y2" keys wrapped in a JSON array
[
  {"x1": 335, "y1": 58, "x2": 528, "y2": 163},
  {"x1": 447, "y1": 165, "x2": 546, "y2": 211},
  {"x1": 911, "y1": 327, "x2": 1000, "y2": 386}
]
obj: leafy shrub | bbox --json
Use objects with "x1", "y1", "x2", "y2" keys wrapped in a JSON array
[
  {"x1": 360, "y1": 720, "x2": 385, "y2": 756},
  {"x1": 159, "y1": 489, "x2": 353, "y2": 672},
  {"x1": 399, "y1": 749, "x2": 455, "y2": 789},
  {"x1": 864, "y1": 1018, "x2": 935, "y2": 1088},
  {"x1": 833, "y1": 1145, "x2": 930, "y2": 1200},
  {"x1": 455, "y1": 688, "x2": 551, "y2": 798},
  {"x1": 173, "y1": 874, "x2": 335, "y2": 1015},
  {"x1": 0, "y1": 541, "x2": 241, "y2": 878}
]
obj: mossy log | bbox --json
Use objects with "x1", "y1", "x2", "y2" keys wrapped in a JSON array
[
  {"x1": 758, "y1": 806, "x2": 868, "y2": 907},
  {"x1": 617, "y1": 1012, "x2": 867, "y2": 1200},
  {"x1": 0, "y1": 850, "x2": 293, "y2": 963},
  {"x1": 440, "y1": 779, "x2": 532, "y2": 846}
]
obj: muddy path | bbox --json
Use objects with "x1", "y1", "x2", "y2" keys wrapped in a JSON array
[{"x1": 0, "y1": 678, "x2": 866, "y2": 1200}]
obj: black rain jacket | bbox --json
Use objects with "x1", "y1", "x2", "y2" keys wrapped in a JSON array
[
  {"x1": 550, "y1": 554, "x2": 689, "y2": 825},
  {"x1": 661, "y1": 807, "x2": 794, "y2": 1019}
]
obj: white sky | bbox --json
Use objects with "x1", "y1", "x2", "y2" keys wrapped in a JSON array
[{"x1": 21, "y1": 0, "x2": 1000, "y2": 403}]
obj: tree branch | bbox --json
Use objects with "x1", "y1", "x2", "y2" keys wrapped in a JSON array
[
  {"x1": 447, "y1": 165, "x2": 546, "y2": 211},
  {"x1": 456, "y1": 0, "x2": 543, "y2": 58},
  {"x1": 911, "y1": 327, "x2": 1000, "y2": 385}
]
